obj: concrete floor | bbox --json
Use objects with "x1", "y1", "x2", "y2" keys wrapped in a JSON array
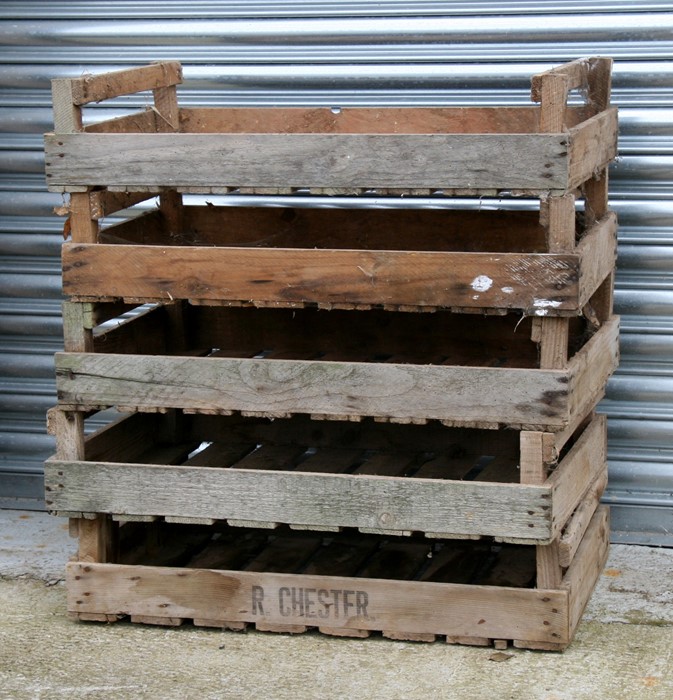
[{"x1": 1, "y1": 509, "x2": 672, "y2": 700}]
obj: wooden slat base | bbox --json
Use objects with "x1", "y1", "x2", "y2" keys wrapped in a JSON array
[{"x1": 65, "y1": 508, "x2": 609, "y2": 651}]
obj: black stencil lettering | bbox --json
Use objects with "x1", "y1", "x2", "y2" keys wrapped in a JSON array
[
  {"x1": 251, "y1": 585, "x2": 265, "y2": 615},
  {"x1": 278, "y1": 587, "x2": 291, "y2": 616},
  {"x1": 356, "y1": 591, "x2": 369, "y2": 619}
]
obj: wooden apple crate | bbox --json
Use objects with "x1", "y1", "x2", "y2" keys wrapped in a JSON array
[
  {"x1": 59, "y1": 204, "x2": 617, "y2": 316},
  {"x1": 45, "y1": 58, "x2": 615, "y2": 197},
  {"x1": 46, "y1": 409, "x2": 607, "y2": 545},
  {"x1": 56, "y1": 302, "x2": 619, "y2": 432},
  {"x1": 64, "y1": 507, "x2": 610, "y2": 651}
]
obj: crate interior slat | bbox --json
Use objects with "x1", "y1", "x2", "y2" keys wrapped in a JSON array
[
  {"x1": 177, "y1": 106, "x2": 590, "y2": 136},
  {"x1": 87, "y1": 412, "x2": 527, "y2": 487},
  {"x1": 117, "y1": 520, "x2": 539, "y2": 590},
  {"x1": 93, "y1": 305, "x2": 596, "y2": 371},
  {"x1": 101, "y1": 206, "x2": 554, "y2": 254}
]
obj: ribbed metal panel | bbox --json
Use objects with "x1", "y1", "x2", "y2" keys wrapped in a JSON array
[{"x1": 1, "y1": 2, "x2": 672, "y2": 541}]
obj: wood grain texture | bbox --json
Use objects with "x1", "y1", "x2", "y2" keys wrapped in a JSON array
[
  {"x1": 562, "y1": 505, "x2": 610, "y2": 636},
  {"x1": 567, "y1": 109, "x2": 618, "y2": 190},
  {"x1": 44, "y1": 457, "x2": 552, "y2": 540},
  {"x1": 61, "y1": 242, "x2": 581, "y2": 311},
  {"x1": 577, "y1": 212, "x2": 618, "y2": 307},
  {"x1": 64, "y1": 61, "x2": 182, "y2": 106},
  {"x1": 45, "y1": 412, "x2": 601, "y2": 541},
  {"x1": 558, "y1": 469, "x2": 607, "y2": 568},
  {"x1": 53, "y1": 351, "x2": 571, "y2": 427},
  {"x1": 548, "y1": 414, "x2": 607, "y2": 539},
  {"x1": 65, "y1": 562, "x2": 568, "y2": 644},
  {"x1": 567, "y1": 316, "x2": 620, "y2": 419},
  {"x1": 44, "y1": 131, "x2": 571, "y2": 192}
]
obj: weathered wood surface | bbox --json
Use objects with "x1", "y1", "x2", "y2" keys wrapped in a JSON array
[
  {"x1": 567, "y1": 316, "x2": 620, "y2": 419},
  {"x1": 562, "y1": 505, "x2": 610, "y2": 636},
  {"x1": 62, "y1": 204, "x2": 616, "y2": 312},
  {"x1": 46, "y1": 458, "x2": 552, "y2": 540},
  {"x1": 531, "y1": 57, "x2": 612, "y2": 107},
  {"x1": 53, "y1": 316, "x2": 618, "y2": 428},
  {"x1": 567, "y1": 109, "x2": 618, "y2": 190},
  {"x1": 179, "y1": 105, "x2": 587, "y2": 135},
  {"x1": 558, "y1": 469, "x2": 607, "y2": 568},
  {"x1": 54, "y1": 352, "x2": 569, "y2": 427},
  {"x1": 547, "y1": 415, "x2": 607, "y2": 540},
  {"x1": 45, "y1": 412, "x2": 602, "y2": 541},
  {"x1": 45, "y1": 131, "x2": 574, "y2": 192},
  {"x1": 62, "y1": 243, "x2": 582, "y2": 311},
  {"x1": 62, "y1": 504, "x2": 608, "y2": 647},
  {"x1": 54, "y1": 61, "x2": 182, "y2": 107},
  {"x1": 66, "y1": 562, "x2": 567, "y2": 645},
  {"x1": 577, "y1": 212, "x2": 618, "y2": 307}
]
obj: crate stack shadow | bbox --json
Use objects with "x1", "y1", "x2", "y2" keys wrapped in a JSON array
[{"x1": 44, "y1": 58, "x2": 619, "y2": 650}]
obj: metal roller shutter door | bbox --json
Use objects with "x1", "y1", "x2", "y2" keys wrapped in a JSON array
[{"x1": 1, "y1": 1, "x2": 672, "y2": 544}]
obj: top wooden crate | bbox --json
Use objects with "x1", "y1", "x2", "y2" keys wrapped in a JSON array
[{"x1": 44, "y1": 58, "x2": 617, "y2": 196}]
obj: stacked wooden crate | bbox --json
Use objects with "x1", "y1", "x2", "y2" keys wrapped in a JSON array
[{"x1": 44, "y1": 57, "x2": 618, "y2": 650}]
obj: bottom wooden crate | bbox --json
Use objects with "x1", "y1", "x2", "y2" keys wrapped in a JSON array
[{"x1": 66, "y1": 506, "x2": 609, "y2": 650}]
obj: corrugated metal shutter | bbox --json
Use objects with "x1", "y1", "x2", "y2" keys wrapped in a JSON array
[{"x1": 1, "y1": 1, "x2": 672, "y2": 544}]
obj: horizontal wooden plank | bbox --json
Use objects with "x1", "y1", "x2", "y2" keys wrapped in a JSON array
[
  {"x1": 66, "y1": 562, "x2": 568, "y2": 643},
  {"x1": 179, "y1": 106, "x2": 589, "y2": 135},
  {"x1": 84, "y1": 109, "x2": 158, "y2": 135},
  {"x1": 62, "y1": 243, "x2": 581, "y2": 311},
  {"x1": 105, "y1": 205, "x2": 549, "y2": 252},
  {"x1": 54, "y1": 352, "x2": 571, "y2": 427},
  {"x1": 56, "y1": 62, "x2": 182, "y2": 106},
  {"x1": 44, "y1": 132, "x2": 571, "y2": 192},
  {"x1": 45, "y1": 458, "x2": 552, "y2": 540}
]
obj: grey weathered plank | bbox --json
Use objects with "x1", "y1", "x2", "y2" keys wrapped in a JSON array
[
  {"x1": 548, "y1": 414, "x2": 607, "y2": 539},
  {"x1": 66, "y1": 561, "x2": 568, "y2": 644},
  {"x1": 44, "y1": 132, "x2": 571, "y2": 192},
  {"x1": 45, "y1": 457, "x2": 551, "y2": 539},
  {"x1": 54, "y1": 351, "x2": 571, "y2": 427}
]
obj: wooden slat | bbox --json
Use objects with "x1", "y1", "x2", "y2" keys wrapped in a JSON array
[
  {"x1": 577, "y1": 212, "x2": 618, "y2": 307},
  {"x1": 61, "y1": 62, "x2": 182, "y2": 106},
  {"x1": 85, "y1": 110, "x2": 157, "y2": 135},
  {"x1": 61, "y1": 242, "x2": 581, "y2": 312},
  {"x1": 562, "y1": 506, "x2": 610, "y2": 637},
  {"x1": 51, "y1": 79, "x2": 82, "y2": 132},
  {"x1": 65, "y1": 562, "x2": 569, "y2": 644},
  {"x1": 44, "y1": 458, "x2": 553, "y2": 541},
  {"x1": 548, "y1": 415, "x2": 607, "y2": 540},
  {"x1": 90, "y1": 190, "x2": 156, "y2": 219},
  {"x1": 44, "y1": 131, "x2": 572, "y2": 193},
  {"x1": 567, "y1": 316, "x2": 620, "y2": 418},
  {"x1": 53, "y1": 351, "x2": 573, "y2": 428},
  {"x1": 567, "y1": 109, "x2": 619, "y2": 190},
  {"x1": 180, "y1": 106, "x2": 544, "y2": 135},
  {"x1": 558, "y1": 470, "x2": 608, "y2": 568},
  {"x1": 68, "y1": 192, "x2": 98, "y2": 244}
]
